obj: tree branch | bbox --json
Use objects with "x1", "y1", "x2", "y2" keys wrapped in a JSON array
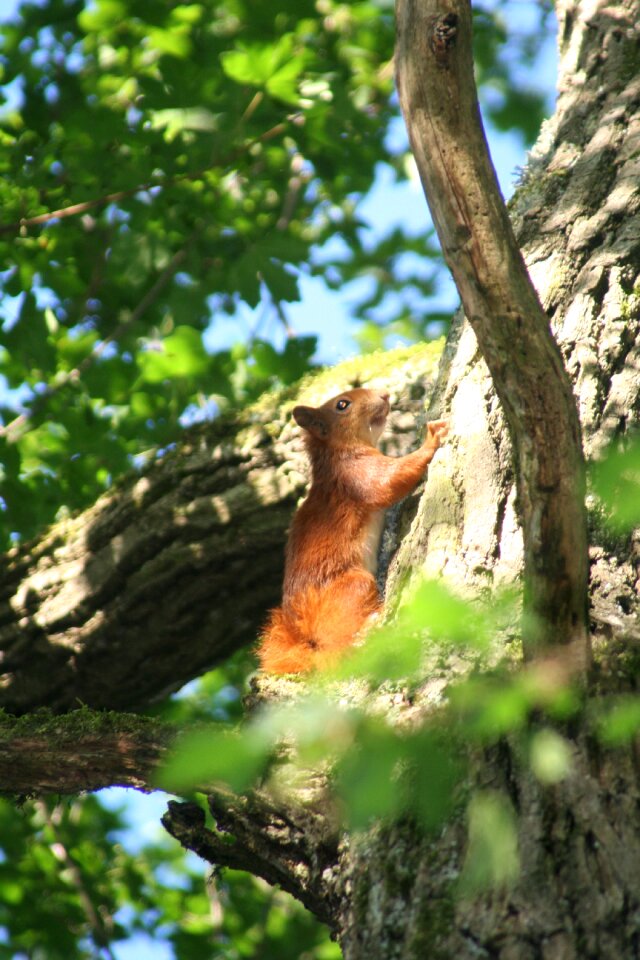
[
  {"x1": 162, "y1": 793, "x2": 341, "y2": 928},
  {"x1": 0, "y1": 710, "x2": 174, "y2": 795},
  {"x1": 395, "y1": 0, "x2": 590, "y2": 665}
]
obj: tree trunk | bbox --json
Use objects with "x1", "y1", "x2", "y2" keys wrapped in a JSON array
[
  {"x1": 395, "y1": 0, "x2": 589, "y2": 663},
  {"x1": 389, "y1": 0, "x2": 640, "y2": 640}
]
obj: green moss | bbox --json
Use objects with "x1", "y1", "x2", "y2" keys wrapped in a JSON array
[
  {"x1": 348, "y1": 823, "x2": 457, "y2": 960},
  {"x1": 0, "y1": 706, "x2": 164, "y2": 742},
  {"x1": 406, "y1": 896, "x2": 455, "y2": 960},
  {"x1": 248, "y1": 341, "x2": 445, "y2": 419},
  {"x1": 618, "y1": 284, "x2": 640, "y2": 323},
  {"x1": 350, "y1": 863, "x2": 373, "y2": 928},
  {"x1": 297, "y1": 342, "x2": 444, "y2": 399}
]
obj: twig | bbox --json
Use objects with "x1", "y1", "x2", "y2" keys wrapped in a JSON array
[
  {"x1": 0, "y1": 116, "x2": 296, "y2": 236},
  {"x1": 35, "y1": 800, "x2": 118, "y2": 960}
]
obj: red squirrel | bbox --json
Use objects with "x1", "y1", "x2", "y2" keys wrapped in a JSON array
[{"x1": 258, "y1": 387, "x2": 448, "y2": 673}]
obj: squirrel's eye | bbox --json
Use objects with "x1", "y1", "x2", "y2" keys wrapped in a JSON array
[{"x1": 336, "y1": 398, "x2": 351, "y2": 411}]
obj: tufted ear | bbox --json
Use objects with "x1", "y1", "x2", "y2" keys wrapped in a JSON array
[{"x1": 293, "y1": 405, "x2": 329, "y2": 438}]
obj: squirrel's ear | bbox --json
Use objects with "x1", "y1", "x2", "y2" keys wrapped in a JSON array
[{"x1": 293, "y1": 405, "x2": 328, "y2": 438}]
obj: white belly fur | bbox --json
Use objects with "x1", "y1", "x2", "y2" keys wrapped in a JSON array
[{"x1": 362, "y1": 510, "x2": 385, "y2": 575}]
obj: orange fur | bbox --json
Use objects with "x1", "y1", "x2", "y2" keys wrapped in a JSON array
[
  {"x1": 258, "y1": 388, "x2": 447, "y2": 673},
  {"x1": 259, "y1": 570, "x2": 380, "y2": 673}
]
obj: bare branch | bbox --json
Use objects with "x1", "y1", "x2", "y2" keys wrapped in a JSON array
[{"x1": 395, "y1": 0, "x2": 590, "y2": 665}]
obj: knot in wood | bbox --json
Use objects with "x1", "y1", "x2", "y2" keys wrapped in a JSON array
[{"x1": 430, "y1": 12, "x2": 458, "y2": 65}]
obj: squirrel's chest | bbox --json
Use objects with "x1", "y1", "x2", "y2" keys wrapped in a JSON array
[{"x1": 361, "y1": 509, "x2": 385, "y2": 575}]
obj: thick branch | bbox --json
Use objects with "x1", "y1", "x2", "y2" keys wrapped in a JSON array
[
  {"x1": 162, "y1": 793, "x2": 341, "y2": 928},
  {"x1": 395, "y1": 0, "x2": 590, "y2": 664},
  {"x1": 0, "y1": 710, "x2": 173, "y2": 794}
]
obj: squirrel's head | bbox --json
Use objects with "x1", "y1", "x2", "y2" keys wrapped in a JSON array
[{"x1": 293, "y1": 387, "x2": 390, "y2": 447}]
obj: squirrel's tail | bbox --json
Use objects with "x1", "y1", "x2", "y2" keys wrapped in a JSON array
[{"x1": 258, "y1": 571, "x2": 380, "y2": 673}]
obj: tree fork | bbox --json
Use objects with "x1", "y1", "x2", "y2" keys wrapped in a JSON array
[{"x1": 395, "y1": 0, "x2": 590, "y2": 664}]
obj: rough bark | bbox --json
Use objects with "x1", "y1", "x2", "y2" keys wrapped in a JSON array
[
  {"x1": 395, "y1": 0, "x2": 589, "y2": 664},
  {"x1": 333, "y1": 735, "x2": 640, "y2": 960},
  {"x1": 0, "y1": 346, "x2": 442, "y2": 714}
]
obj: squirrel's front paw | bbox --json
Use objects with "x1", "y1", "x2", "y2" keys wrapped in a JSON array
[{"x1": 426, "y1": 418, "x2": 449, "y2": 449}]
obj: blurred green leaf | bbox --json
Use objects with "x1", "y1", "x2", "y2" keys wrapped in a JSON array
[
  {"x1": 408, "y1": 729, "x2": 463, "y2": 830},
  {"x1": 590, "y1": 437, "x2": 640, "y2": 531},
  {"x1": 221, "y1": 35, "x2": 298, "y2": 89},
  {"x1": 149, "y1": 108, "x2": 221, "y2": 142},
  {"x1": 137, "y1": 326, "x2": 210, "y2": 384},
  {"x1": 335, "y1": 720, "x2": 404, "y2": 828},
  {"x1": 459, "y1": 791, "x2": 519, "y2": 894},
  {"x1": 158, "y1": 726, "x2": 269, "y2": 793},
  {"x1": 595, "y1": 696, "x2": 640, "y2": 746},
  {"x1": 404, "y1": 578, "x2": 488, "y2": 647},
  {"x1": 529, "y1": 728, "x2": 573, "y2": 784}
]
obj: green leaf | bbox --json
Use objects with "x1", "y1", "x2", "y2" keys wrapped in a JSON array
[
  {"x1": 596, "y1": 696, "x2": 640, "y2": 745},
  {"x1": 148, "y1": 108, "x2": 221, "y2": 142},
  {"x1": 408, "y1": 730, "x2": 462, "y2": 830},
  {"x1": 529, "y1": 728, "x2": 573, "y2": 784},
  {"x1": 279, "y1": 335, "x2": 317, "y2": 382},
  {"x1": 137, "y1": 327, "x2": 210, "y2": 384},
  {"x1": 403, "y1": 578, "x2": 489, "y2": 647},
  {"x1": 266, "y1": 56, "x2": 307, "y2": 105},
  {"x1": 1, "y1": 294, "x2": 57, "y2": 386},
  {"x1": 250, "y1": 339, "x2": 281, "y2": 378},
  {"x1": 335, "y1": 721, "x2": 404, "y2": 829},
  {"x1": 220, "y1": 35, "x2": 296, "y2": 88},
  {"x1": 590, "y1": 438, "x2": 640, "y2": 531},
  {"x1": 171, "y1": 4, "x2": 204, "y2": 25},
  {"x1": 148, "y1": 27, "x2": 192, "y2": 59},
  {"x1": 78, "y1": 0, "x2": 128, "y2": 32},
  {"x1": 261, "y1": 260, "x2": 300, "y2": 303}
]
